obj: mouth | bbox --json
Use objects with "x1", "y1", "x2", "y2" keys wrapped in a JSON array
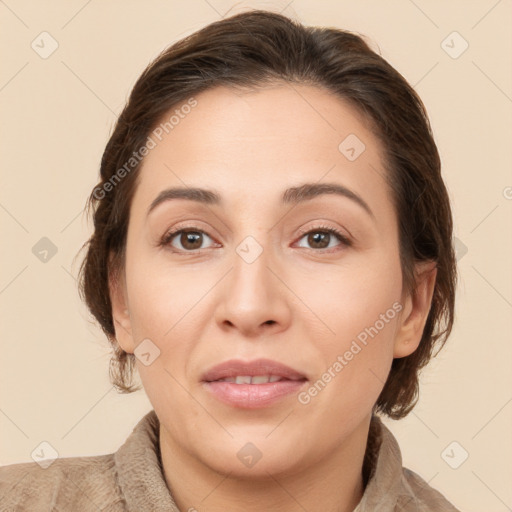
[
  {"x1": 201, "y1": 357, "x2": 307, "y2": 382},
  {"x1": 201, "y1": 358, "x2": 308, "y2": 408},
  {"x1": 211, "y1": 375, "x2": 304, "y2": 384}
]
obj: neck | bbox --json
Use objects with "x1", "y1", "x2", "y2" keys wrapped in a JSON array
[{"x1": 159, "y1": 416, "x2": 373, "y2": 512}]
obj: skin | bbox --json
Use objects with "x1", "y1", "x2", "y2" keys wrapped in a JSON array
[{"x1": 110, "y1": 83, "x2": 437, "y2": 512}]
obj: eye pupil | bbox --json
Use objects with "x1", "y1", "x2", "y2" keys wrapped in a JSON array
[
  {"x1": 308, "y1": 232, "x2": 329, "y2": 249},
  {"x1": 181, "y1": 231, "x2": 203, "y2": 250}
]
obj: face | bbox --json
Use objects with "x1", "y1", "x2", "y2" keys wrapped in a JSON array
[{"x1": 111, "y1": 83, "x2": 433, "y2": 478}]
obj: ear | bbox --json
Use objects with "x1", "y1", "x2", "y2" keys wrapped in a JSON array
[
  {"x1": 108, "y1": 253, "x2": 135, "y2": 354},
  {"x1": 393, "y1": 260, "x2": 437, "y2": 358}
]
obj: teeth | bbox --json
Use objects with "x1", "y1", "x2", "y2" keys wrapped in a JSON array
[
  {"x1": 216, "y1": 375, "x2": 285, "y2": 384},
  {"x1": 251, "y1": 375, "x2": 271, "y2": 384}
]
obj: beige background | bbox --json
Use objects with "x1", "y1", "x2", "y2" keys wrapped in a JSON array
[{"x1": 1, "y1": 1, "x2": 511, "y2": 510}]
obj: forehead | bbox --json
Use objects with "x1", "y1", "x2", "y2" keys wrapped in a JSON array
[{"x1": 133, "y1": 83, "x2": 390, "y2": 213}]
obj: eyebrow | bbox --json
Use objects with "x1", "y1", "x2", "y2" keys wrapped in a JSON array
[{"x1": 147, "y1": 182, "x2": 374, "y2": 219}]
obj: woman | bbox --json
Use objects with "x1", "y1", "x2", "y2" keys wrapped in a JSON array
[{"x1": 0, "y1": 9, "x2": 460, "y2": 512}]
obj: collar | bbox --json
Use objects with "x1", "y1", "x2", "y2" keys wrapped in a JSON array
[{"x1": 115, "y1": 409, "x2": 179, "y2": 511}]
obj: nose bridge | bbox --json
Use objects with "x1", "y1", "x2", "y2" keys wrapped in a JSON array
[
  {"x1": 216, "y1": 230, "x2": 291, "y2": 335},
  {"x1": 230, "y1": 233, "x2": 274, "y2": 305},
  {"x1": 229, "y1": 206, "x2": 274, "y2": 286}
]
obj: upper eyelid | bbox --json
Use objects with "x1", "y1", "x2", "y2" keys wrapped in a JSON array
[{"x1": 164, "y1": 224, "x2": 345, "y2": 239}]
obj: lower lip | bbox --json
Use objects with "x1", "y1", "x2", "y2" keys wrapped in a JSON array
[{"x1": 203, "y1": 380, "x2": 307, "y2": 408}]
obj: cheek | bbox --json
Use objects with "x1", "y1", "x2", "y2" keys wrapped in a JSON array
[
  {"x1": 124, "y1": 255, "x2": 205, "y2": 421},
  {"x1": 124, "y1": 250, "x2": 219, "y2": 397},
  {"x1": 125, "y1": 250, "x2": 209, "y2": 340},
  {"x1": 300, "y1": 242, "x2": 402, "y2": 340},
  {"x1": 296, "y1": 246, "x2": 402, "y2": 403}
]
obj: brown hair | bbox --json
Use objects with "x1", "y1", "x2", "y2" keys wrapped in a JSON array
[{"x1": 78, "y1": 9, "x2": 457, "y2": 420}]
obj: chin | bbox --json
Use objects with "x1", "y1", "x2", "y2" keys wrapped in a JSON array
[{"x1": 191, "y1": 431, "x2": 310, "y2": 480}]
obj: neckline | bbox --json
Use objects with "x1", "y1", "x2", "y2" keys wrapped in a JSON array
[{"x1": 114, "y1": 410, "x2": 404, "y2": 511}]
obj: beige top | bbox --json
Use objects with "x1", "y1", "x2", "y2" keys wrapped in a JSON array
[{"x1": 0, "y1": 409, "x2": 461, "y2": 511}]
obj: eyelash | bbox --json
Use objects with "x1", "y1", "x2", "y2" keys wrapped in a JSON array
[{"x1": 158, "y1": 224, "x2": 352, "y2": 255}]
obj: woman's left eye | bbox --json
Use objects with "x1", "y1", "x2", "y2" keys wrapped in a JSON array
[{"x1": 295, "y1": 227, "x2": 351, "y2": 251}]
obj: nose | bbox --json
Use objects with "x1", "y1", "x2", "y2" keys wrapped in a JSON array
[{"x1": 214, "y1": 239, "x2": 292, "y2": 338}]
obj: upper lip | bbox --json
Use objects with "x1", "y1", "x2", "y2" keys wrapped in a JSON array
[{"x1": 201, "y1": 358, "x2": 308, "y2": 382}]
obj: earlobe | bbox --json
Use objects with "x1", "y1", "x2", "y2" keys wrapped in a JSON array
[
  {"x1": 108, "y1": 263, "x2": 136, "y2": 354},
  {"x1": 393, "y1": 261, "x2": 437, "y2": 358}
]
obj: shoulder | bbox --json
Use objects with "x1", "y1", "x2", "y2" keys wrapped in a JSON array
[
  {"x1": 0, "y1": 453, "x2": 125, "y2": 512},
  {"x1": 396, "y1": 466, "x2": 461, "y2": 512},
  {"x1": 364, "y1": 415, "x2": 461, "y2": 512}
]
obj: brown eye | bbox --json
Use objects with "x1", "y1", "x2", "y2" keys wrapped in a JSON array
[
  {"x1": 296, "y1": 227, "x2": 350, "y2": 251},
  {"x1": 307, "y1": 231, "x2": 331, "y2": 249},
  {"x1": 178, "y1": 231, "x2": 204, "y2": 250},
  {"x1": 161, "y1": 228, "x2": 215, "y2": 252}
]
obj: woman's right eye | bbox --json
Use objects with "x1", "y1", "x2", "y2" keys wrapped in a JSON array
[{"x1": 160, "y1": 228, "x2": 217, "y2": 252}]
